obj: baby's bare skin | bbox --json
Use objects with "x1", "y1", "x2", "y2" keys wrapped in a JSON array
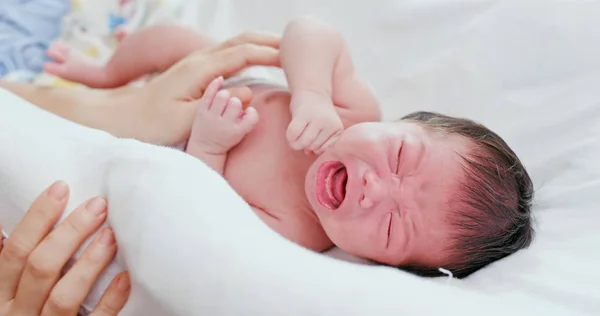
[
  {"x1": 187, "y1": 18, "x2": 380, "y2": 252},
  {"x1": 224, "y1": 85, "x2": 333, "y2": 250},
  {"x1": 186, "y1": 79, "x2": 335, "y2": 250}
]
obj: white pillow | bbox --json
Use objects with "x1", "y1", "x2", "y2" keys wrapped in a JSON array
[{"x1": 0, "y1": 87, "x2": 578, "y2": 315}]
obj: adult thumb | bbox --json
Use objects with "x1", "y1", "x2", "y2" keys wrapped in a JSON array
[{"x1": 225, "y1": 86, "x2": 253, "y2": 107}]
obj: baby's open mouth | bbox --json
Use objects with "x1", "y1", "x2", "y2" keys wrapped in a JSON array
[{"x1": 316, "y1": 161, "x2": 348, "y2": 210}]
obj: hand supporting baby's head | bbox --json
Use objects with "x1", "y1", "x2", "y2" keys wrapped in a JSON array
[{"x1": 304, "y1": 112, "x2": 534, "y2": 279}]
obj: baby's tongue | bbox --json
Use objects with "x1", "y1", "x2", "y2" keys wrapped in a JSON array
[{"x1": 331, "y1": 167, "x2": 347, "y2": 205}]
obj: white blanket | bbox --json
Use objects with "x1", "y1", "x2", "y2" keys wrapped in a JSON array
[
  {"x1": 0, "y1": 88, "x2": 578, "y2": 316},
  {"x1": 1, "y1": 0, "x2": 600, "y2": 315}
]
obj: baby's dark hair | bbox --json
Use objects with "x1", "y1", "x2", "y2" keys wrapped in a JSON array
[{"x1": 398, "y1": 111, "x2": 534, "y2": 279}]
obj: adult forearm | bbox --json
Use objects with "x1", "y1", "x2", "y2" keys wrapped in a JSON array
[{"x1": 0, "y1": 81, "x2": 127, "y2": 136}]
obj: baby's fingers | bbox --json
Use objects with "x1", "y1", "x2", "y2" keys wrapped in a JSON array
[
  {"x1": 286, "y1": 119, "x2": 308, "y2": 147},
  {"x1": 313, "y1": 132, "x2": 341, "y2": 155},
  {"x1": 223, "y1": 97, "x2": 243, "y2": 120},
  {"x1": 290, "y1": 124, "x2": 321, "y2": 151},
  {"x1": 238, "y1": 106, "x2": 259, "y2": 134},
  {"x1": 308, "y1": 129, "x2": 339, "y2": 153},
  {"x1": 197, "y1": 77, "x2": 224, "y2": 112}
]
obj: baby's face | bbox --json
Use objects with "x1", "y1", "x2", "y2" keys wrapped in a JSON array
[{"x1": 304, "y1": 121, "x2": 468, "y2": 267}]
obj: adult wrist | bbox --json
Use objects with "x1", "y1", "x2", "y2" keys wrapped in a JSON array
[{"x1": 84, "y1": 87, "x2": 139, "y2": 139}]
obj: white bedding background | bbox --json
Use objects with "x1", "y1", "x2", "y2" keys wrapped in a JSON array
[{"x1": 0, "y1": 0, "x2": 599, "y2": 315}]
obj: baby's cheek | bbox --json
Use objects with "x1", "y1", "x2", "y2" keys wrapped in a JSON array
[
  {"x1": 320, "y1": 218, "x2": 349, "y2": 242},
  {"x1": 337, "y1": 124, "x2": 372, "y2": 147},
  {"x1": 337, "y1": 127, "x2": 387, "y2": 157},
  {"x1": 324, "y1": 217, "x2": 372, "y2": 248}
]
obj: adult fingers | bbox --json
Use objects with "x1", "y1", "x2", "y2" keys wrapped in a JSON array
[
  {"x1": 0, "y1": 181, "x2": 69, "y2": 302},
  {"x1": 88, "y1": 272, "x2": 131, "y2": 316},
  {"x1": 149, "y1": 44, "x2": 278, "y2": 102},
  {"x1": 209, "y1": 43, "x2": 280, "y2": 74},
  {"x1": 41, "y1": 227, "x2": 117, "y2": 316},
  {"x1": 14, "y1": 196, "x2": 107, "y2": 314},
  {"x1": 190, "y1": 44, "x2": 279, "y2": 100},
  {"x1": 206, "y1": 31, "x2": 281, "y2": 53}
]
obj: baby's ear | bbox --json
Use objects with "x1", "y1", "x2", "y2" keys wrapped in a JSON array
[{"x1": 225, "y1": 86, "x2": 253, "y2": 108}]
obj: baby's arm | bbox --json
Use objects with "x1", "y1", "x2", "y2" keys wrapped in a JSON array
[
  {"x1": 280, "y1": 17, "x2": 381, "y2": 152},
  {"x1": 185, "y1": 77, "x2": 259, "y2": 174}
]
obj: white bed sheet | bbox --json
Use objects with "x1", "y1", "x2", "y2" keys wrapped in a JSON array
[{"x1": 180, "y1": 0, "x2": 600, "y2": 314}]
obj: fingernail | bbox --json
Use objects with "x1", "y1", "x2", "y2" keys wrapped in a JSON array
[
  {"x1": 217, "y1": 89, "x2": 230, "y2": 97},
  {"x1": 86, "y1": 197, "x2": 107, "y2": 215},
  {"x1": 48, "y1": 181, "x2": 68, "y2": 200},
  {"x1": 117, "y1": 273, "x2": 130, "y2": 291},
  {"x1": 99, "y1": 228, "x2": 115, "y2": 245}
]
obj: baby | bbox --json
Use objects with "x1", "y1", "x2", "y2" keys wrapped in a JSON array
[{"x1": 45, "y1": 17, "x2": 535, "y2": 278}]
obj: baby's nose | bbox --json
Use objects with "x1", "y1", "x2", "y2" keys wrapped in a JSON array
[{"x1": 359, "y1": 171, "x2": 389, "y2": 209}]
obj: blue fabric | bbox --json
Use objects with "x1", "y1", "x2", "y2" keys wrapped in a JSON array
[{"x1": 0, "y1": 0, "x2": 70, "y2": 77}]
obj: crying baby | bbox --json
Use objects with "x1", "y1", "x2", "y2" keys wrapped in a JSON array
[{"x1": 45, "y1": 17, "x2": 534, "y2": 278}]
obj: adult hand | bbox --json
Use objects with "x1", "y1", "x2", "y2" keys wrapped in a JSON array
[
  {"x1": 0, "y1": 181, "x2": 130, "y2": 316},
  {"x1": 115, "y1": 31, "x2": 281, "y2": 146}
]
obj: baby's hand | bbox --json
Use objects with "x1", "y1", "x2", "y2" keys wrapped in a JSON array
[
  {"x1": 287, "y1": 90, "x2": 343, "y2": 155},
  {"x1": 189, "y1": 77, "x2": 259, "y2": 155}
]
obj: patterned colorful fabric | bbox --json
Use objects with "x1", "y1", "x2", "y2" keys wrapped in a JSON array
[
  {"x1": 3, "y1": 0, "x2": 188, "y2": 87},
  {"x1": 0, "y1": 0, "x2": 70, "y2": 79}
]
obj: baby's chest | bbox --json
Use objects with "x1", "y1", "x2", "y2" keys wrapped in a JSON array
[{"x1": 223, "y1": 89, "x2": 315, "y2": 212}]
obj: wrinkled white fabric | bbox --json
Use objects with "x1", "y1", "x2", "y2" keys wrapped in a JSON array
[{"x1": 0, "y1": 86, "x2": 577, "y2": 316}]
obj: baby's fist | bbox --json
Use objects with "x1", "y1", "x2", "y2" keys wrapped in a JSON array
[
  {"x1": 189, "y1": 77, "x2": 259, "y2": 155},
  {"x1": 287, "y1": 92, "x2": 343, "y2": 154}
]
